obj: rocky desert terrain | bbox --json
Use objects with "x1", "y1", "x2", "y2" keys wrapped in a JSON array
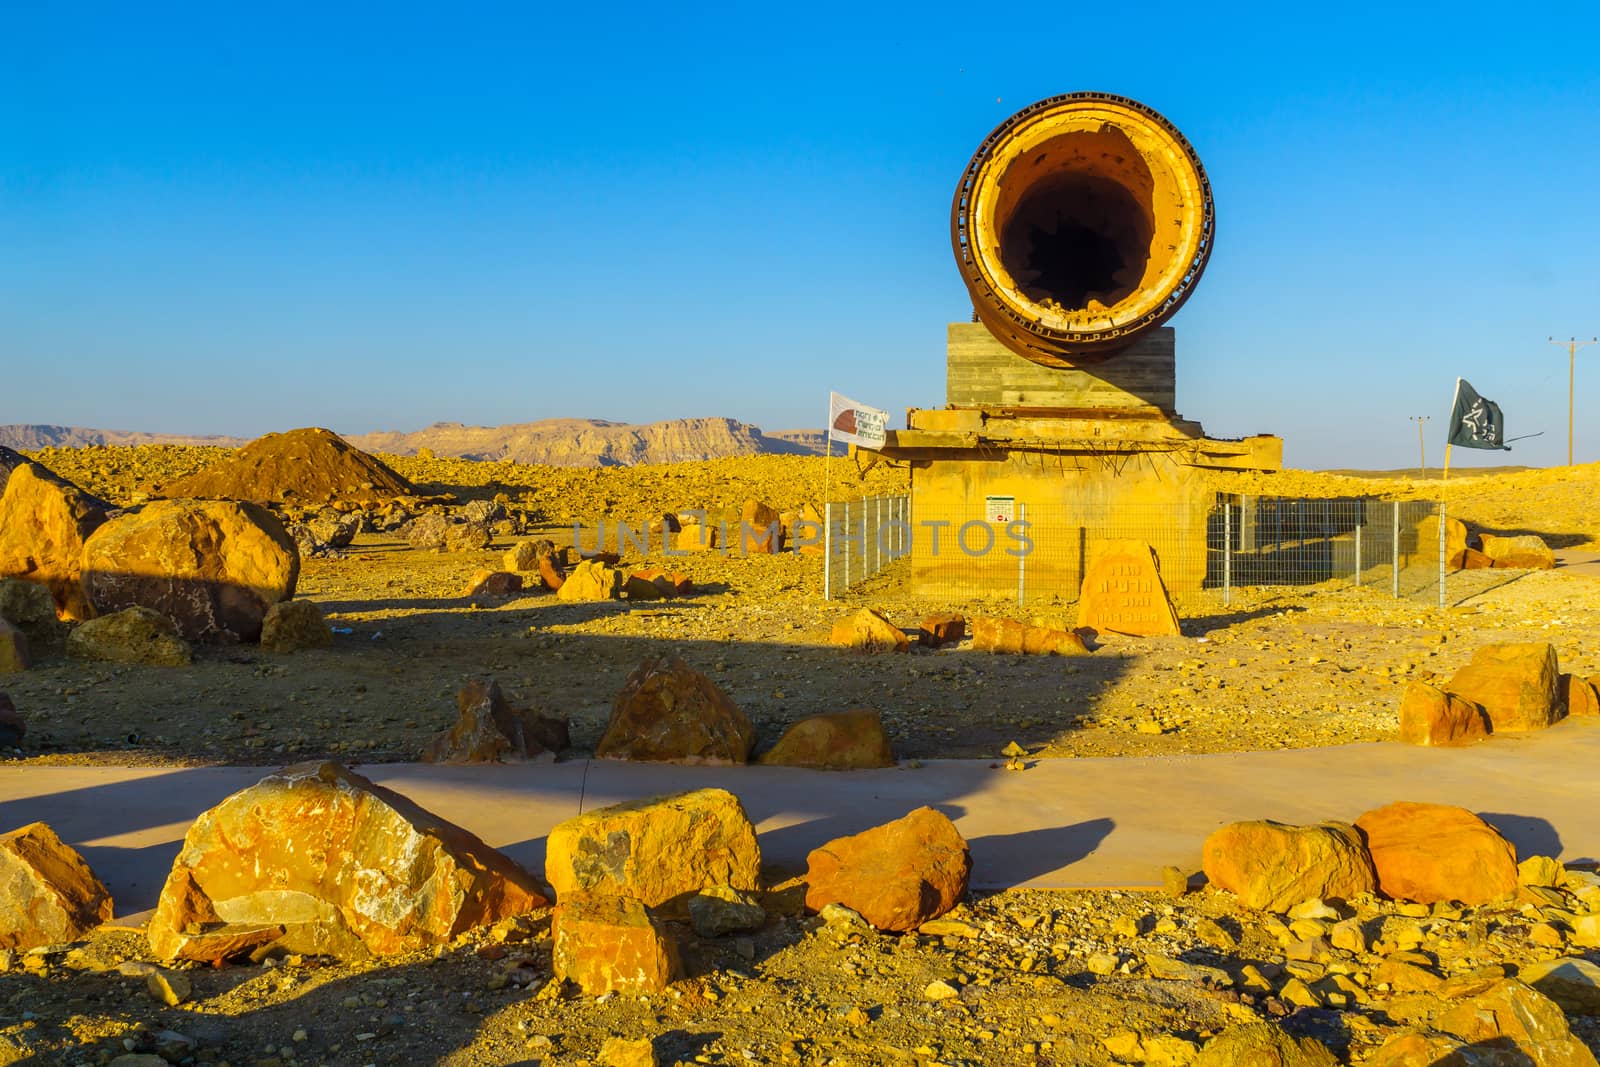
[{"x1": 2, "y1": 439, "x2": 1598, "y2": 1067}]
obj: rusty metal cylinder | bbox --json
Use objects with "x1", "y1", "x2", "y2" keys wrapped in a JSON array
[{"x1": 951, "y1": 92, "x2": 1213, "y2": 366}]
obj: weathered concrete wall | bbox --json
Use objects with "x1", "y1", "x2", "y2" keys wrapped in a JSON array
[
  {"x1": 907, "y1": 449, "x2": 1216, "y2": 599},
  {"x1": 947, "y1": 324, "x2": 1176, "y2": 413}
]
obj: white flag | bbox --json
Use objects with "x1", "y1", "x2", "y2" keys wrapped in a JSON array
[{"x1": 827, "y1": 392, "x2": 888, "y2": 448}]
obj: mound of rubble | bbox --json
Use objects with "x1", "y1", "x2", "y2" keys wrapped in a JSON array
[{"x1": 153, "y1": 427, "x2": 416, "y2": 508}]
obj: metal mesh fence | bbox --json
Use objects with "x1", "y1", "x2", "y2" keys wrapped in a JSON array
[
  {"x1": 822, "y1": 495, "x2": 912, "y2": 599},
  {"x1": 847, "y1": 494, "x2": 1446, "y2": 608}
]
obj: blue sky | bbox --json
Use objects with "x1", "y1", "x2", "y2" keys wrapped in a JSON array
[{"x1": 3, "y1": 2, "x2": 1598, "y2": 470}]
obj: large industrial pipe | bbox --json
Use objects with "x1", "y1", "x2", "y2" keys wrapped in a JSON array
[{"x1": 951, "y1": 92, "x2": 1213, "y2": 367}]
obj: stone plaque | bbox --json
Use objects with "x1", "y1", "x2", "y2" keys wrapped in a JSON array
[{"x1": 1075, "y1": 540, "x2": 1182, "y2": 637}]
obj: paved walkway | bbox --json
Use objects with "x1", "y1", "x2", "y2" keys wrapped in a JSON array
[{"x1": 2, "y1": 718, "x2": 1597, "y2": 917}]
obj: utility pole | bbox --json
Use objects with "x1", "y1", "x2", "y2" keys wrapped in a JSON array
[
  {"x1": 1409, "y1": 416, "x2": 1430, "y2": 477},
  {"x1": 1550, "y1": 336, "x2": 1598, "y2": 465}
]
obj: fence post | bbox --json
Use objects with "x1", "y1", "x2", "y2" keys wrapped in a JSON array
[
  {"x1": 1223, "y1": 499, "x2": 1232, "y2": 608},
  {"x1": 874, "y1": 496, "x2": 882, "y2": 575},
  {"x1": 1354, "y1": 510, "x2": 1362, "y2": 587},
  {"x1": 1392, "y1": 500, "x2": 1400, "y2": 598},
  {"x1": 1017, "y1": 501, "x2": 1027, "y2": 607},
  {"x1": 843, "y1": 500, "x2": 851, "y2": 590},
  {"x1": 824, "y1": 501, "x2": 833, "y2": 600}
]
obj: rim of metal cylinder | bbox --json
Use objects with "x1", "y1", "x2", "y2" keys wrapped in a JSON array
[{"x1": 952, "y1": 92, "x2": 1214, "y2": 366}]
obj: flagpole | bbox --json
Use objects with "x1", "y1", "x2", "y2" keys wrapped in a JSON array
[
  {"x1": 823, "y1": 396, "x2": 832, "y2": 512},
  {"x1": 1440, "y1": 378, "x2": 1458, "y2": 612}
]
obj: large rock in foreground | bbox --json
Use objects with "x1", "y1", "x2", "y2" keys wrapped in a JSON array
[
  {"x1": 1444, "y1": 642, "x2": 1562, "y2": 734},
  {"x1": 66, "y1": 606, "x2": 192, "y2": 667},
  {"x1": 0, "y1": 462, "x2": 109, "y2": 620},
  {"x1": 552, "y1": 894, "x2": 679, "y2": 995},
  {"x1": 1354, "y1": 801, "x2": 1517, "y2": 905},
  {"x1": 804, "y1": 807, "x2": 971, "y2": 932},
  {"x1": 1521, "y1": 958, "x2": 1600, "y2": 1015},
  {"x1": 1433, "y1": 979, "x2": 1598, "y2": 1067},
  {"x1": 1201, "y1": 820, "x2": 1377, "y2": 911},
  {"x1": 596, "y1": 657, "x2": 755, "y2": 764},
  {"x1": 1397, "y1": 680, "x2": 1490, "y2": 746},
  {"x1": 0, "y1": 822, "x2": 115, "y2": 950},
  {"x1": 544, "y1": 788, "x2": 760, "y2": 915},
  {"x1": 758, "y1": 710, "x2": 895, "y2": 770},
  {"x1": 147, "y1": 761, "x2": 546, "y2": 961},
  {"x1": 1194, "y1": 1023, "x2": 1337, "y2": 1067},
  {"x1": 82, "y1": 499, "x2": 299, "y2": 643}
]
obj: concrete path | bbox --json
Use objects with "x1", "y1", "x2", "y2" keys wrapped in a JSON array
[
  {"x1": 2, "y1": 718, "x2": 1597, "y2": 916},
  {"x1": 1555, "y1": 549, "x2": 1600, "y2": 579}
]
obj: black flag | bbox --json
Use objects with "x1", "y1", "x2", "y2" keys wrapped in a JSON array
[{"x1": 1448, "y1": 378, "x2": 1509, "y2": 450}]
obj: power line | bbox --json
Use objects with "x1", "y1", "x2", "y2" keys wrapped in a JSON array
[
  {"x1": 1549, "y1": 336, "x2": 1599, "y2": 465},
  {"x1": 1408, "y1": 416, "x2": 1430, "y2": 477}
]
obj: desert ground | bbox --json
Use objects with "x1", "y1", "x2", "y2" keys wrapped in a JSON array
[{"x1": 3, "y1": 444, "x2": 1599, "y2": 1066}]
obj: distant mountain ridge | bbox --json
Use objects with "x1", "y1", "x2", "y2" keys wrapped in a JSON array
[
  {"x1": 344, "y1": 417, "x2": 825, "y2": 466},
  {"x1": 0, "y1": 425, "x2": 247, "y2": 449},
  {"x1": 0, "y1": 418, "x2": 826, "y2": 467}
]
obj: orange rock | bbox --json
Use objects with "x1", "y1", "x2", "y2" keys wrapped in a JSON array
[
  {"x1": 623, "y1": 572, "x2": 666, "y2": 599},
  {"x1": 1354, "y1": 801, "x2": 1517, "y2": 905},
  {"x1": 597, "y1": 656, "x2": 755, "y2": 764},
  {"x1": 0, "y1": 822, "x2": 114, "y2": 950},
  {"x1": 1417, "y1": 515, "x2": 1470, "y2": 570},
  {"x1": 675, "y1": 522, "x2": 716, "y2": 552},
  {"x1": 830, "y1": 608, "x2": 909, "y2": 654},
  {"x1": 804, "y1": 807, "x2": 971, "y2": 932},
  {"x1": 551, "y1": 894, "x2": 679, "y2": 995},
  {"x1": 502, "y1": 541, "x2": 540, "y2": 572},
  {"x1": 1461, "y1": 547, "x2": 1494, "y2": 570},
  {"x1": 422, "y1": 679, "x2": 563, "y2": 763},
  {"x1": 626, "y1": 569, "x2": 692, "y2": 599},
  {"x1": 81, "y1": 499, "x2": 299, "y2": 643},
  {"x1": 555, "y1": 560, "x2": 622, "y2": 602},
  {"x1": 0, "y1": 463, "x2": 109, "y2": 620},
  {"x1": 1200, "y1": 820, "x2": 1376, "y2": 911},
  {"x1": 758, "y1": 710, "x2": 895, "y2": 770},
  {"x1": 738, "y1": 499, "x2": 782, "y2": 554},
  {"x1": 1075, "y1": 540, "x2": 1182, "y2": 637},
  {"x1": 920, "y1": 613, "x2": 966, "y2": 647},
  {"x1": 1480, "y1": 533, "x2": 1556, "y2": 570},
  {"x1": 1431, "y1": 980, "x2": 1597, "y2": 1066},
  {"x1": 1444, "y1": 642, "x2": 1562, "y2": 733},
  {"x1": 1563, "y1": 674, "x2": 1600, "y2": 718},
  {"x1": 544, "y1": 788, "x2": 760, "y2": 914},
  {"x1": 537, "y1": 553, "x2": 565, "y2": 591},
  {"x1": 971, "y1": 616, "x2": 1090, "y2": 655},
  {"x1": 259, "y1": 600, "x2": 333, "y2": 653},
  {"x1": 1574, "y1": 675, "x2": 1600, "y2": 716},
  {"x1": 793, "y1": 504, "x2": 825, "y2": 557},
  {"x1": 464, "y1": 569, "x2": 523, "y2": 597},
  {"x1": 1397, "y1": 680, "x2": 1490, "y2": 746},
  {"x1": 147, "y1": 761, "x2": 547, "y2": 961}
]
